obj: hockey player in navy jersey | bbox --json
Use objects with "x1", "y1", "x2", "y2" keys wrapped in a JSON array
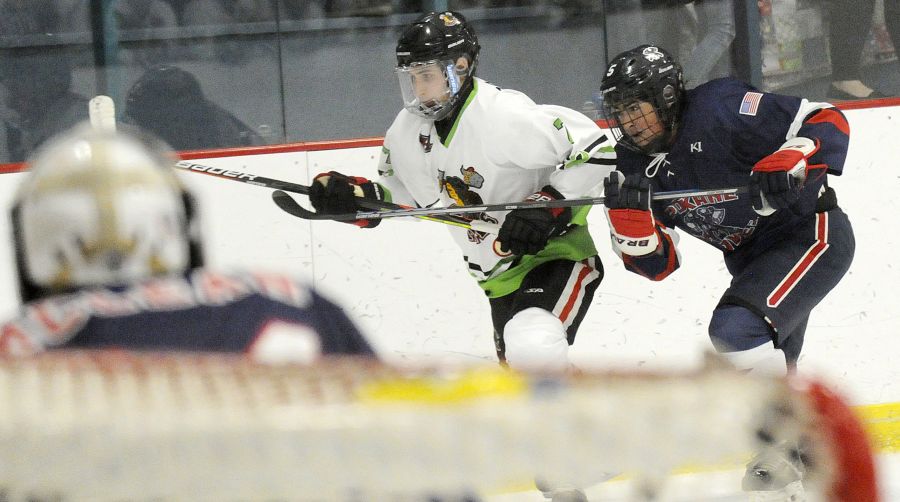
[
  {"x1": 0, "y1": 125, "x2": 374, "y2": 360},
  {"x1": 599, "y1": 44, "x2": 853, "y2": 374},
  {"x1": 307, "y1": 11, "x2": 615, "y2": 375},
  {"x1": 597, "y1": 45, "x2": 855, "y2": 497}
]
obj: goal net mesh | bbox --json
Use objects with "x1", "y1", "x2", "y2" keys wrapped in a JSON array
[{"x1": 0, "y1": 352, "x2": 878, "y2": 501}]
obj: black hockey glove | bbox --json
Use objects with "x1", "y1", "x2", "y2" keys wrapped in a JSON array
[
  {"x1": 497, "y1": 186, "x2": 571, "y2": 256},
  {"x1": 309, "y1": 171, "x2": 386, "y2": 228},
  {"x1": 750, "y1": 138, "x2": 823, "y2": 215}
]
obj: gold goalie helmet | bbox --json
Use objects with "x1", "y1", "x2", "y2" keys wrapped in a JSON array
[{"x1": 11, "y1": 124, "x2": 204, "y2": 303}]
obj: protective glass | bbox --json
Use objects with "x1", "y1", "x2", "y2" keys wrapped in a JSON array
[{"x1": 395, "y1": 59, "x2": 463, "y2": 120}]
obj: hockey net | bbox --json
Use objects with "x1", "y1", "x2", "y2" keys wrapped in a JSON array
[{"x1": 0, "y1": 351, "x2": 879, "y2": 501}]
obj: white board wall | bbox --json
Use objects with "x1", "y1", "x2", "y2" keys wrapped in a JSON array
[{"x1": 0, "y1": 106, "x2": 897, "y2": 406}]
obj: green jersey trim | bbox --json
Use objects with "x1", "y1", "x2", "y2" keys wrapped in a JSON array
[
  {"x1": 477, "y1": 224, "x2": 597, "y2": 298},
  {"x1": 442, "y1": 79, "x2": 479, "y2": 148}
]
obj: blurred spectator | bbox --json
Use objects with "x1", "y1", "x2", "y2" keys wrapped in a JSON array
[
  {"x1": 640, "y1": 0, "x2": 735, "y2": 89},
  {"x1": 56, "y1": 0, "x2": 178, "y2": 30},
  {"x1": 311, "y1": 0, "x2": 397, "y2": 16},
  {"x1": 680, "y1": 0, "x2": 735, "y2": 88},
  {"x1": 177, "y1": 0, "x2": 277, "y2": 63},
  {"x1": 181, "y1": 0, "x2": 276, "y2": 24},
  {"x1": 124, "y1": 65, "x2": 263, "y2": 151},
  {"x1": 888, "y1": 0, "x2": 900, "y2": 64},
  {"x1": 54, "y1": 0, "x2": 181, "y2": 65},
  {"x1": 116, "y1": 0, "x2": 179, "y2": 30},
  {"x1": 118, "y1": 0, "x2": 182, "y2": 66},
  {"x1": 0, "y1": 124, "x2": 374, "y2": 360},
  {"x1": 0, "y1": 0, "x2": 61, "y2": 35},
  {"x1": 825, "y1": 0, "x2": 898, "y2": 100},
  {"x1": 278, "y1": 0, "x2": 326, "y2": 19},
  {"x1": 0, "y1": 48, "x2": 88, "y2": 163}
]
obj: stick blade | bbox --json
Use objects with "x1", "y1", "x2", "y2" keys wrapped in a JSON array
[{"x1": 271, "y1": 190, "x2": 333, "y2": 220}]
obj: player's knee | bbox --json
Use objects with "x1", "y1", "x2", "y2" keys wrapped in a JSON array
[
  {"x1": 709, "y1": 305, "x2": 772, "y2": 351},
  {"x1": 709, "y1": 305, "x2": 786, "y2": 375},
  {"x1": 503, "y1": 307, "x2": 568, "y2": 371}
]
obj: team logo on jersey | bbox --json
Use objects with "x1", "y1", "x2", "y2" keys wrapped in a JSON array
[
  {"x1": 460, "y1": 166, "x2": 484, "y2": 188},
  {"x1": 379, "y1": 147, "x2": 394, "y2": 177},
  {"x1": 665, "y1": 196, "x2": 757, "y2": 251},
  {"x1": 468, "y1": 213, "x2": 498, "y2": 245},
  {"x1": 690, "y1": 141, "x2": 703, "y2": 153},
  {"x1": 444, "y1": 176, "x2": 482, "y2": 208},
  {"x1": 642, "y1": 46, "x2": 665, "y2": 62},
  {"x1": 440, "y1": 13, "x2": 461, "y2": 26},
  {"x1": 665, "y1": 193, "x2": 738, "y2": 217},
  {"x1": 492, "y1": 235, "x2": 512, "y2": 257},
  {"x1": 419, "y1": 132, "x2": 433, "y2": 153},
  {"x1": 740, "y1": 92, "x2": 763, "y2": 116}
]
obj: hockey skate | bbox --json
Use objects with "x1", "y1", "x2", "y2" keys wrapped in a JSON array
[{"x1": 742, "y1": 441, "x2": 807, "y2": 501}]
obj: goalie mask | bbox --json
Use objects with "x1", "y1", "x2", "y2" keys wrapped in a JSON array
[
  {"x1": 395, "y1": 11, "x2": 480, "y2": 121},
  {"x1": 599, "y1": 45, "x2": 685, "y2": 155},
  {"x1": 10, "y1": 124, "x2": 204, "y2": 303}
]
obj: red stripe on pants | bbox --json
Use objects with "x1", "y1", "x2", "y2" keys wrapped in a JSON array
[{"x1": 767, "y1": 213, "x2": 830, "y2": 307}]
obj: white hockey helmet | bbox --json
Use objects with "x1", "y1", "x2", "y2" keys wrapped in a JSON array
[{"x1": 11, "y1": 124, "x2": 203, "y2": 302}]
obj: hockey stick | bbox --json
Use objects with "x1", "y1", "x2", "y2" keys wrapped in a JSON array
[
  {"x1": 272, "y1": 186, "x2": 749, "y2": 222},
  {"x1": 172, "y1": 161, "x2": 499, "y2": 233},
  {"x1": 86, "y1": 97, "x2": 493, "y2": 232},
  {"x1": 174, "y1": 160, "x2": 315, "y2": 196},
  {"x1": 271, "y1": 190, "x2": 502, "y2": 233}
]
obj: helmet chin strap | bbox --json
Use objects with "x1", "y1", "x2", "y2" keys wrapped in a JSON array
[{"x1": 434, "y1": 74, "x2": 474, "y2": 126}]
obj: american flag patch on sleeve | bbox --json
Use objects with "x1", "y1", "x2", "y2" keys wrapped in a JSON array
[{"x1": 739, "y1": 92, "x2": 763, "y2": 116}]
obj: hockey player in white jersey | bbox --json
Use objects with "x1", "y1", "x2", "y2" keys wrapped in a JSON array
[{"x1": 309, "y1": 11, "x2": 615, "y2": 372}]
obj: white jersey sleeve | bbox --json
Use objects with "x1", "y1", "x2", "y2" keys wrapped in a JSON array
[
  {"x1": 376, "y1": 144, "x2": 419, "y2": 207},
  {"x1": 545, "y1": 106, "x2": 617, "y2": 199},
  {"x1": 482, "y1": 92, "x2": 616, "y2": 198}
]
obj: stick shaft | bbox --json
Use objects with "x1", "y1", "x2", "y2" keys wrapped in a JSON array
[
  {"x1": 350, "y1": 186, "x2": 747, "y2": 220},
  {"x1": 174, "y1": 160, "x2": 312, "y2": 195},
  {"x1": 174, "y1": 161, "x2": 498, "y2": 232}
]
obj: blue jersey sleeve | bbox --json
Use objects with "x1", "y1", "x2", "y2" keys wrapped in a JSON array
[
  {"x1": 620, "y1": 224, "x2": 681, "y2": 281},
  {"x1": 695, "y1": 78, "x2": 849, "y2": 215},
  {"x1": 796, "y1": 107, "x2": 850, "y2": 177}
]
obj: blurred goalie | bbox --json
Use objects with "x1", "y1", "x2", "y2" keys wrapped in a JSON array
[{"x1": 0, "y1": 123, "x2": 374, "y2": 361}]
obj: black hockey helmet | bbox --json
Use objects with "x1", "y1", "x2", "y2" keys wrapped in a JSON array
[
  {"x1": 395, "y1": 11, "x2": 480, "y2": 120},
  {"x1": 599, "y1": 45, "x2": 685, "y2": 155},
  {"x1": 396, "y1": 11, "x2": 480, "y2": 71}
]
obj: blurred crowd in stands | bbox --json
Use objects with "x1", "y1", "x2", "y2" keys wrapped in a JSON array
[{"x1": 0, "y1": 0, "x2": 896, "y2": 164}]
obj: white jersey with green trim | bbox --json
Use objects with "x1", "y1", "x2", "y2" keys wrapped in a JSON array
[{"x1": 378, "y1": 77, "x2": 616, "y2": 283}]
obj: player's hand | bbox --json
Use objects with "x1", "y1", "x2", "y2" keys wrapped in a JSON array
[
  {"x1": 309, "y1": 171, "x2": 385, "y2": 228},
  {"x1": 603, "y1": 172, "x2": 659, "y2": 256},
  {"x1": 750, "y1": 137, "x2": 823, "y2": 215},
  {"x1": 497, "y1": 186, "x2": 570, "y2": 256}
]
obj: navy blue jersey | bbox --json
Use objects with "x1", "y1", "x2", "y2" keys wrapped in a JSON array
[
  {"x1": 0, "y1": 269, "x2": 374, "y2": 360},
  {"x1": 613, "y1": 77, "x2": 850, "y2": 280}
]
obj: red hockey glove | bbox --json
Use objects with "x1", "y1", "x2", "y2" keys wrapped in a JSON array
[
  {"x1": 497, "y1": 186, "x2": 571, "y2": 256},
  {"x1": 309, "y1": 171, "x2": 386, "y2": 228},
  {"x1": 603, "y1": 172, "x2": 659, "y2": 256},
  {"x1": 750, "y1": 137, "x2": 823, "y2": 215}
]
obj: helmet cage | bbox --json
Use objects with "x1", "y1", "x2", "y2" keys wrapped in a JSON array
[
  {"x1": 601, "y1": 83, "x2": 679, "y2": 155},
  {"x1": 396, "y1": 59, "x2": 465, "y2": 120}
]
